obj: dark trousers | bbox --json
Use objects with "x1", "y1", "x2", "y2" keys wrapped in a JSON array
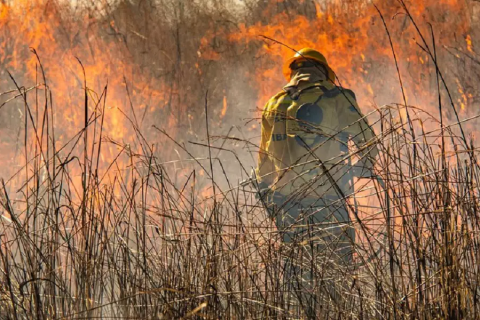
[
  {"x1": 270, "y1": 194, "x2": 355, "y2": 260},
  {"x1": 268, "y1": 194, "x2": 355, "y2": 318}
]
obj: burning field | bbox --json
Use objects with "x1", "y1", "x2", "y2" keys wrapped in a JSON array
[{"x1": 1, "y1": 0, "x2": 480, "y2": 318}]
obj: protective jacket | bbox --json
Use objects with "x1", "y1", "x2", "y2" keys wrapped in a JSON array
[{"x1": 255, "y1": 80, "x2": 377, "y2": 201}]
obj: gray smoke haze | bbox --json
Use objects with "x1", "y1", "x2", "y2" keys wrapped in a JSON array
[{"x1": 0, "y1": 0, "x2": 479, "y2": 193}]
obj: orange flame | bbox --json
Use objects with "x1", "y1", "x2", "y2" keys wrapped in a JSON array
[
  {"x1": 466, "y1": 35, "x2": 473, "y2": 53},
  {"x1": 0, "y1": 1, "x2": 174, "y2": 192},
  {"x1": 200, "y1": 0, "x2": 471, "y2": 121},
  {"x1": 0, "y1": 0, "x2": 477, "y2": 200},
  {"x1": 221, "y1": 95, "x2": 228, "y2": 118}
]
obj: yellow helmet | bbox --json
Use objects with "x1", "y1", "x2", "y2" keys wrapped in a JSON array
[{"x1": 283, "y1": 48, "x2": 336, "y2": 81}]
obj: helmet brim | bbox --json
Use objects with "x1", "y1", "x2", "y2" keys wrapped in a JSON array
[{"x1": 282, "y1": 56, "x2": 336, "y2": 82}]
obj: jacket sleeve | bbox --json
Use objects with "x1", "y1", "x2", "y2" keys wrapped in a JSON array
[
  {"x1": 255, "y1": 101, "x2": 275, "y2": 186},
  {"x1": 338, "y1": 90, "x2": 378, "y2": 165}
]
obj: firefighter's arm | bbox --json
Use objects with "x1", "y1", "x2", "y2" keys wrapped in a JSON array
[
  {"x1": 255, "y1": 103, "x2": 275, "y2": 188},
  {"x1": 339, "y1": 90, "x2": 378, "y2": 170}
]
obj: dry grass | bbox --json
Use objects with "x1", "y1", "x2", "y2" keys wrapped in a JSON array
[
  {"x1": 1, "y1": 66, "x2": 480, "y2": 319},
  {"x1": 1, "y1": 0, "x2": 480, "y2": 319}
]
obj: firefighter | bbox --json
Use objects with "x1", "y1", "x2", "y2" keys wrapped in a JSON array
[{"x1": 254, "y1": 47, "x2": 378, "y2": 315}]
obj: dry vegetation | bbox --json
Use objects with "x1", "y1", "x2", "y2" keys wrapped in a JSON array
[{"x1": 1, "y1": 0, "x2": 480, "y2": 319}]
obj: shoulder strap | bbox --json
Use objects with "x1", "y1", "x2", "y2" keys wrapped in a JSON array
[
  {"x1": 319, "y1": 85, "x2": 341, "y2": 98},
  {"x1": 341, "y1": 88, "x2": 356, "y2": 100},
  {"x1": 284, "y1": 84, "x2": 324, "y2": 101},
  {"x1": 283, "y1": 83, "x2": 356, "y2": 102}
]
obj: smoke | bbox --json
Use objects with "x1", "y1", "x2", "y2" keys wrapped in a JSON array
[{"x1": 0, "y1": 0, "x2": 479, "y2": 192}]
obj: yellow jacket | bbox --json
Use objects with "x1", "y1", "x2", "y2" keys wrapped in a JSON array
[{"x1": 255, "y1": 80, "x2": 378, "y2": 200}]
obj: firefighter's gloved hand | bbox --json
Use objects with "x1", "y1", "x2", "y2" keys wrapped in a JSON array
[
  {"x1": 240, "y1": 169, "x2": 260, "y2": 187},
  {"x1": 255, "y1": 181, "x2": 272, "y2": 200}
]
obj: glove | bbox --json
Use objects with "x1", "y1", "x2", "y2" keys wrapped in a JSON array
[
  {"x1": 255, "y1": 181, "x2": 272, "y2": 200},
  {"x1": 240, "y1": 169, "x2": 257, "y2": 187}
]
